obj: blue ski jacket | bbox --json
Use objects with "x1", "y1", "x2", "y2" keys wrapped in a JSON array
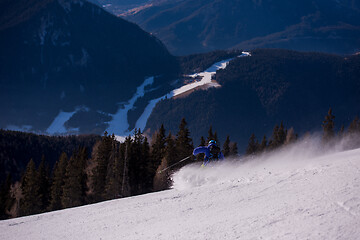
[{"x1": 193, "y1": 143, "x2": 224, "y2": 164}]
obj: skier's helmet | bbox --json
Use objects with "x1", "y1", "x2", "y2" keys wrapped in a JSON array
[{"x1": 208, "y1": 140, "x2": 216, "y2": 145}]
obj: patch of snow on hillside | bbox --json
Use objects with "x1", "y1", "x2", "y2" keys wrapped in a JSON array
[
  {"x1": 107, "y1": 77, "x2": 154, "y2": 137},
  {"x1": 172, "y1": 58, "x2": 231, "y2": 97},
  {"x1": 46, "y1": 107, "x2": 88, "y2": 134},
  {"x1": 46, "y1": 110, "x2": 77, "y2": 134},
  {"x1": 135, "y1": 96, "x2": 166, "y2": 131}
]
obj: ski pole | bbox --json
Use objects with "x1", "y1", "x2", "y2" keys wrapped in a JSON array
[{"x1": 158, "y1": 155, "x2": 192, "y2": 174}]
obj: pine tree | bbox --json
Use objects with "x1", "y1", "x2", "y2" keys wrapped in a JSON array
[
  {"x1": 214, "y1": 131, "x2": 219, "y2": 146},
  {"x1": 338, "y1": 125, "x2": 345, "y2": 137},
  {"x1": 195, "y1": 136, "x2": 206, "y2": 162},
  {"x1": 347, "y1": 116, "x2": 360, "y2": 149},
  {"x1": 128, "y1": 129, "x2": 149, "y2": 195},
  {"x1": 259, "y1": 135, "x2": 268, "y2": 152},
  {"x1": 200, "y1": 136, "x2": 206, "y2": 146},
  {"x1": 348, "y1": 116, "x2": 360, "y2": 134},
  {"x1": 149, "y1": 125, "x2": 166, "y2": 185},
  {"x1": 322, "y1": 108, "x2": 335, "y2": 142},
  {"x1": 270, "y1": 122, "x2": 287, "y2": 149},
  {"x1": 62, "y1": 147, "x2": 88, "y2": 208},
  {"x1": 37, "y1": 156, "x2": 51, "y2": 212},
  {"x1": 229, "y1": 142, "x2": 238, "y2": 157},
  {"x1": 0, "y1": 174, "x2": 14, "y2": 219},
  {"x1": 269, "y1": 125, "x2": 279, "y2": 149},
  {"x1": 20, "y1": 159, "x2": 42, "y2": 216},
  {"x1": 49, "y1": 152, "x2": 68, "y2": 211},
  {"x1": 222, "y1": 136, "x2": 231, "y2": 157},
  {"x1": 120, "y1": 137, "x2": 131, "y2": 197},
  {"x1": 104, "y1": 140, "x2": 122, "y2": 200},
  {"x1": 154, "y1": 132, "x2": 177, "y2": 191},
  {"x1": 91, "y1": 132, "x2": 113, "y2": 202},
  {"x1": 207, "y1": 126, "x2": 214, "y2": 143},
  {"x1": 142, "y1": 136, "x2": 151, "y2": 191},
  {"x1": 246, "y1": 133, "x2": 259, "y2": 155},
  {"x1": 285, "y1": 127, "x2": 297, "y2": 145},
  {"x1": 78, "y1": 147, "x2": 89, "y2": 202},
  {"x1": 175, "y1": 118, "x2": 193, "y2": 165},
  {"x1": 153, "y1": 158, "x2": 168, "y2": 192},
  {"x1": 165, "y1": 132, "x2": 177, "y2": 174},
  {"x1": 277, "y1": 122, "x2": 287, "y2": 145}
]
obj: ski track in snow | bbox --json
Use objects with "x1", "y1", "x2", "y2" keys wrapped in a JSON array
[{"x1": 1, "y1": 137, "x2": 360, "y2": 240}]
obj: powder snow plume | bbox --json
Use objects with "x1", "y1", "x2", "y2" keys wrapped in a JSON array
[{"x1": 171, "y1": 133, "x2": 360, "y2": 190}]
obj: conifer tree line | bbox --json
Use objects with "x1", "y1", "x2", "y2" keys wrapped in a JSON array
[
  {"x1": 245, "y1": 108, "x2": 360, "y2": 156},
  {"x1": 245, "y1": 121, "x2": 297, "y2": 156},
  {"x1": 2, "y1": 109, "x2": 358, "y2": 219},
  {"x1": 0, "y1": 118, "x2": 238, "y2": 219},
  {"x1": 0, "y1": 130, "x2": 100, "y2": 182}
]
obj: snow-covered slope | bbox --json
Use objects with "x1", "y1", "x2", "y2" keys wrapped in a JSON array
[{"x1": 1, "y1": 137, "x2": 360, "y2": 239}]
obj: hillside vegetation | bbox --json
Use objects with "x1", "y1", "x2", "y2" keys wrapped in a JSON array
[{"x1": 146, "y1": 49, "x2": 360, "y2": 148}]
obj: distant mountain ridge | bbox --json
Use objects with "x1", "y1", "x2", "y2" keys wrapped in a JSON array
[
  {"x1": 0, "y1": 0, "x2": 178, "y2": 134},
  {"x1": 86, "y1": 0, "x2": 153, "y2": 15},
  {"x1": 124, "y1": 0, "x2": 360, "y2": 55}
]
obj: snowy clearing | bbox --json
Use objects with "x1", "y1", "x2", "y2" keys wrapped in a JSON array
[
  {"x1": 107, "y1": 77, "x2": 154, "y2": 137},
  {"x1": 46, "y1": 109, "x2": 80, "y2": 134},
  {"x1": 173, "y1": 51, "x2": 250, "y2": 97},
  {"x1": 1, "y1": 136, "x2": 359, "y2": 240}
]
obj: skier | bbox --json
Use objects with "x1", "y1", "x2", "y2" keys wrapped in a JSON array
[{"x1": 193, "y1": 140, "x2": 224, "y2": 166}]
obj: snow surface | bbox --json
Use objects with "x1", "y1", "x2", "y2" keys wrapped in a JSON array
[
  {"x1": 173, "y1": 51, "x2": 250, "y2": 97},
  {"x1": 107, "y1": 77, "x2": 154, "y2": 137},
  {"x1": 46, "y1": 109, "x2": 79, "y2": 134},
  {"x1": 1, "y1": 136, "x2": 360, "y2": 240}
]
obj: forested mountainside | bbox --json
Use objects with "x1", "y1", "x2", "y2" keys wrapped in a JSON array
[
  {"x1": 0, "y1": 130, "x2": 100, "y2": 181},
  {"x1": 0, "y1": 0, "x2": 178, "y2": 133},
  {"x1": 146, "y1": 49, "x2": 360, "y2": 148}
]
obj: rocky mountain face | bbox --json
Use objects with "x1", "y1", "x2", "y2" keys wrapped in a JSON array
[
  {"x1": 124, "y1": 0, "x2": 360, "y2": 55},
  {"x1": 146, "y1": 49, "x2": 360, "y2": 149},
  {"x1": 0, "y1": 0, "x2": 178, "y2": 133}
]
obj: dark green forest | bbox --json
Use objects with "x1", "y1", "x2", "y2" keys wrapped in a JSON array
[
  {"x1": 243, "y1": 109, "x2": 360, "y2": 156},
  {"x1": 0, "y1": 131, "x2": 100, "y2": 181},
  {"x1": 0, "y1": 118, "x2": 239, "y2": 219},
  {"x1": 1, "y1": 109, "x2": 360, "y2": 219}
]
